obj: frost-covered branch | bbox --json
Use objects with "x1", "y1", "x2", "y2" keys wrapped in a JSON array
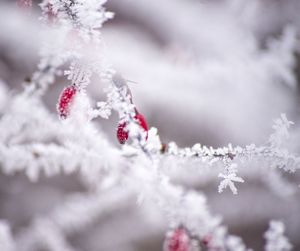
[
  {"x1": 0, "y1": 0, "x2": 299, "y2": 251},
  {"x1": 95, "y1": 77, "x2": 300, "y2": 195}
]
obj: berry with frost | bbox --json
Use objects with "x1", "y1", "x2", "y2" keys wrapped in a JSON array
[
  {"x1": 57, "y1": 85, "x2": 77, "y2": 119},
  {"x1": 117, "y1": 122, "x2": 128, "y2": 144},
  {"x1": 135, "y1": 112, "x2": 148, "y2": 135},
  {"x1": 116, "y1": 112, "x2": 148, "y2": 144},
  {"x1": 164, "y1": 227, "x2": 190, "y2": 251}
]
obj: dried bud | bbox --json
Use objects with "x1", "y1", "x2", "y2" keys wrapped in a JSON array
[
  {"x1": 201, "y1": 234, "x2": 212, "y2": 247},
  {"x1": 161, "y1": 143, "x2": 167, "y2": 153}
]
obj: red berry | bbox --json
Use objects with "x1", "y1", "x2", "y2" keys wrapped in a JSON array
[
  {"x1": 116, "y1": 112, "x2": 148, "y2": 144},
  {"x1": 17, "y1": 0, "x2": 32, "y2": 9},
  {"x1": 117, "y1": 122, "x2": 128, "y2": 144},
  {"x1": 164, "y1": 227, "x2": 190, "y2": 251},
  {"x1": 57, "y1": 85, "x2": 77, "y2": 119},
  {"x1": 135, "y1": 113, "x2": 148, "y2": 135}
]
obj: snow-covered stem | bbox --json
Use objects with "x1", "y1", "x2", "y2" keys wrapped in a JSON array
[{"x1": 97, "y1": 80, "x2": 300, "y2": 195}]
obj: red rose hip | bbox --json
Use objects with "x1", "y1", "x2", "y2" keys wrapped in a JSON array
[
  {"x1": 117, "y1": 122, "x2": 128, "y2": 144},
  {"x1": 57, "y1": 85, "x2": 77, "y2": 119}
]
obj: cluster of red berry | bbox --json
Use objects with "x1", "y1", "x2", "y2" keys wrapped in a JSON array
[
  {"x1": 112, "y1": 73, "x2": 149, "y2": 144},
  {"x1": 164, "y1": 227, "x2": 214, "y2": 251},
  {"x1": 116, "y1": 111, "x2": 148, "y2": 144},
  {"x1": 164, "y1": 227, "x2": 191, "y2": 251},
  {"x1": 57, "y1": 82, "x2": 148, "y2": 144}
]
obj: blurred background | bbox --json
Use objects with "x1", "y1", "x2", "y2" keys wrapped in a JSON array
[{"x1": 0, "y1": 0, "x2": 300, "y2": 250}]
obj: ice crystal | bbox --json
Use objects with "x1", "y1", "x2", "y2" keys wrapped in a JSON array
[
  {"x1": 218, "y1": 164, "x2": 245, "y2": 194},
  {"x1": 264, "y1": 221, "x2": 292, "y2": 251}
]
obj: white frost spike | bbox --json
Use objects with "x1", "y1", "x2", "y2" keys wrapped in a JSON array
[
  {"x1": 111, "y1": 73, "x2": 135, "y2": 102},
  {"x1": 218, "y1": 163, "x2": 244, "y2": 194},
  {"x1": 226, "y1": 236, "x2": 249, "y2": 251},
  {"x1": 68, "y1": 91, "x2": 91, "y2": 124},
  {"x1": 96, "y1": 102, "x2": 112, "y2": 119},
  {"x1": 264, "y1": 221, "x2": 292, "y2": 251},
  {"x1": 88, "y1": 102, "x2": 112, "y2": 120},
  {"x1": 71, "y1": 0, "x2": 114, "y2": 29},
  {"x1": 112, "y1": 73, "x2": 128, "y2": 88},
  {"x1": 168, "y1": 142, "x2": 179, "y2": 155},
  {"x1": 64, "y1": 63, "x2": 92, "y2": 89},
  {"x1": 146, "y1": 127, "x2": 162, "y2": 152},
  {"x1": 192, "y1": 143, "x2": 202, "y2": 154},
  {"x1": 269, "y1": 113, "x2": 294, "y2": 148}
]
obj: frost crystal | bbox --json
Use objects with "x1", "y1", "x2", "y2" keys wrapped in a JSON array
[
  {"x1": 264, "y1": 221, "x2": 292, "y2": 251},
  {"x1": 269, "y1": 113, "x2": 294, "y2": 148},
  {"x1": 218, "y1": 164, "x2": 244, "y2": 194}
]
